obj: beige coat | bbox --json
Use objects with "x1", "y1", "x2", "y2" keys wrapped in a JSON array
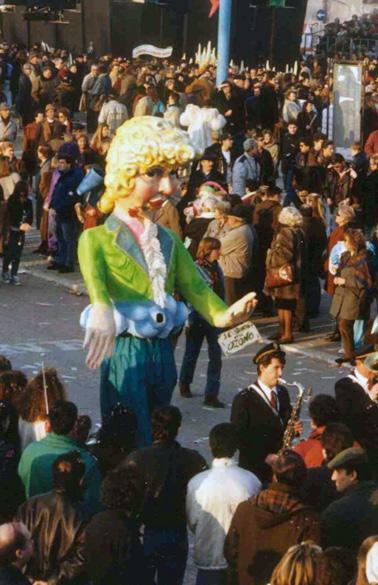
[{"x1": 219, "y1": 223, "x2": 254, "y2": 279}]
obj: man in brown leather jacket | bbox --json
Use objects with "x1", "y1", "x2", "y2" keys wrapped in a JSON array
[{"x1": 16, "y1": 451, "x2": 87, "y2": 585}]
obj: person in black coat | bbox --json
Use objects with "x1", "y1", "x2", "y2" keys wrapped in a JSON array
[
  {"x1": 2, "y1": 181, "x2": 33, "y2": 286},
  {"x1": 85, "y1": 467, "x2": 145, "y2": 585},
  {"x1": 0, "y1": 402, "x2": 24, "y2": 524},
  {"x1": 16, "y1": 65, "x2": 35, "y2": 127},
  {"x1": 213, "y1": 81, "x2": 245, "y2": 134},
  {"x1": 334, "y1": 348, "x2": 378, "y2": 474},
  {"x1": 123, "y1": 406, "x2": 207, "y2": 585},
  {"x1": 256, "y1": 134, "x2": 275, "y2": 184},
  {"x1": 281, "y1": 122, "x2": 300, "y2": 200},
  {"x1": 231, "y1": 344, "x2": 294, "y2": 483},
  {"x1": 362, "y1": 155, "x2": 378, "y2": 230},
  {"x1": 180, "y1": 153, "x2": 225, "y2": 216}
]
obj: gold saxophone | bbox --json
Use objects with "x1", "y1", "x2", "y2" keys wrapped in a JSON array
[{"x1": 279, "y1": 378, "x2": 312, "y2": 451}]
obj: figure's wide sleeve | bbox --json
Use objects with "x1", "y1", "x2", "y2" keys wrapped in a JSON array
[
  {"x1": 173, "y1": 234, "x2": 228, "y2": 325},
  {"x1": 78, "y1": 229, "x2": 112, "y2": 306}
]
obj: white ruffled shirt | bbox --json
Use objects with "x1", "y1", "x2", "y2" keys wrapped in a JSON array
[{"x1": 113, "y1": 207, "x2": 167, "y2": 308}]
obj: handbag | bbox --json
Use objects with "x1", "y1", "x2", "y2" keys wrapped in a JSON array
[{"x1": 265, "y1": 263, "x2": 294, "y2": 288}]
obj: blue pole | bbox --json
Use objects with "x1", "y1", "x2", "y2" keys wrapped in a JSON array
[{"x1": 216, "y1": 0, "x2": 233, "y2": 86}]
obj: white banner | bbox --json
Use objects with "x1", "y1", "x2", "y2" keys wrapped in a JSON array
[
  {"x1": 218, "y1": 321, "x2": 262, "y2": 357},
  {"x1": 132, "y1": 44, "x2": 173, "y2": 59}
]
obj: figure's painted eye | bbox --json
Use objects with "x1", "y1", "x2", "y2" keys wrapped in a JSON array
[{"x1": 145, "y1": 167, "x2": 165, "y2": 178}]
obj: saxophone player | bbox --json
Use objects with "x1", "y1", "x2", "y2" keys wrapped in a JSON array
[
  {"x1": 231, "y1": 343, "x2": 302, "y2": 483},
  {"x1": 334, "y1": 345, "x2": 378, "y2": 473}
]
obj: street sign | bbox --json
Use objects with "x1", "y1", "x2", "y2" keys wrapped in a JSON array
[{"x1": 317, "y1": 8, "x2": 326, "y2": 21}]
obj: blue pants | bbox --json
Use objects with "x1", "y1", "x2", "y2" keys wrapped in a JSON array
[
  {"x1": 354, "y1": 319, "x2": 367, "y2": 349},
  {"x1": 283, "y1": 169, "x2": 296, "y2": 206},
  {"x1": 179, "y1": 321, "x2": 222, "y2": 398},
  {"x1": 55, "y1": 218, "x2": 78, "y2": 268},
  {"x1": 101, "y1": 336, "x2": 177, "y2": 446},
  {"x1": 144, "y1": 526, "x2": 188, "y2": 585}
]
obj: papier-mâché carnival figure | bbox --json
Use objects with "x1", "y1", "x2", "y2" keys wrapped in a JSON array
[{"x1": 78, "y1": 117, "x2": 256, "y2": 445}]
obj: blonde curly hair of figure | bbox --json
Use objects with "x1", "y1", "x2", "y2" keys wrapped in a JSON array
[
  {"x1": 278, "y1": 205, "x2": 303, "y2": 228},
  {"x1": 99, "y1": 116, "x2": 201, "y2": 214}
]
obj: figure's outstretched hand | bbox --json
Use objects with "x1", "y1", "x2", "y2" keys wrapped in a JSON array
[
  {"x1": 83, "y1": 303, "x2": 116, "y2": 369},
  {"x1": 214, "y1": 292, "x2": 257, "y2": 329}
]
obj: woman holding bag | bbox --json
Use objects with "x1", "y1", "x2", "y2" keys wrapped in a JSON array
[{"x1": 265, "y1": 206, "x2": 305, "y2": 343}]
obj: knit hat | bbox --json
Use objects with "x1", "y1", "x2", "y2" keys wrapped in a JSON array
[{"x1": 366, "y1": 542, "x2": 378, "y2": 584}]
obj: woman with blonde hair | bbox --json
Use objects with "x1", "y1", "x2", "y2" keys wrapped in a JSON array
[
  {"x1": 307, "y1": 193, "x2": 326, "y2": 226},
  {"x1": 356, "y1": 536, "x2": 378, "y2": 585},
  {"x1": 16, "y1": 367, "x2": 66, "y2": 450},
  {"x1": 265, "y1": 206, "x2": 305, "y2": 343},
  {"x1": 90, "y1": 123, "x2": 112, "y2": 160},
  {"x1": 270, "y1": 542, "x2": 324, "y2": 585}
]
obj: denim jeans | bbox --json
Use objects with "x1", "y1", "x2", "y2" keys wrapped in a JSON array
[
  {"x1": 196, "y1": 569, "x2": 228, "y2": 585},
  {"x1": 143, "y1": 525, "x2": 188, "y2": 585},
  {"x1": 55, "y1": 217, "x2": 78, "y2": 268},
  {"x1": 179, "y1": 320, "x2": 222, "y2": 398}
]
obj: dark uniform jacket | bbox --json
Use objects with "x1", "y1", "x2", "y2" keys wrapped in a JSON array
[
  {"x1": 231, "y1": 382, "x2": 292, "y2": 483},
  {"x1": 16, "y1": 490, "x2": 87, "y2": 585},
  {"x1": 335, "y1": 375, "x2": 378, "y2": 470}
]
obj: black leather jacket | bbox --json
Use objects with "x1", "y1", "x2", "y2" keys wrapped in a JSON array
[{"x1": 16, "y1": 490, "x2": 87, "y2": 585}]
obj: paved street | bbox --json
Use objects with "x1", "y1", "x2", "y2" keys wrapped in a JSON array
[{"x1": 1, "y1": 231, "x2": 354, "y2": 584}]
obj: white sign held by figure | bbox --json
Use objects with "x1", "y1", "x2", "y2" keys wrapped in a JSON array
[
  {"x1": 132, "y1": 45, "x2": 173, "y2": 59},
  {"x1": 218, "y1": 321, "x2": 262, "y2": 356}
]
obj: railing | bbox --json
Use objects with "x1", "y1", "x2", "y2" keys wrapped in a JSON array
[{"x1": 302, "y1": 32, "x2": 378, "y2": 59}]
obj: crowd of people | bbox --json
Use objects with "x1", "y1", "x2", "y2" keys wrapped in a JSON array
[
  {"x1": 316, "y1": 11, "x2": 378, "y2": 58},
  {"x1": 0, "y1": 29, "x2": 377, "y2": 585},
  {"x1": 1, "y1": 340, "x2": 378, "y2": 585}
]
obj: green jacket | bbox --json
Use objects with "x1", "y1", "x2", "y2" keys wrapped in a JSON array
[
  {"x1": 78, "y1": 214, "x2": 228, "y2": 325},
  {"x1": 18, "y1": 433, "x2": 102, "y2": 516}
]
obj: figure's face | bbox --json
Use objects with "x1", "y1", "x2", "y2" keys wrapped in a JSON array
[
  {"x1": 128, "y1": 166, "x2": 179, "y2": 208},
  {"x1": 288, "y1": 124, "x2": 297, "y2": 135}
]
